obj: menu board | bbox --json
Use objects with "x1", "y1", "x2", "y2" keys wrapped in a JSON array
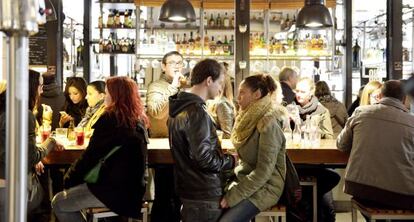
[{"x1": 29, "y1": 25, "x2": 47, "y2": 66}]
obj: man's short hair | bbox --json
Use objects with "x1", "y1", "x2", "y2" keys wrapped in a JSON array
[
  {"x1": 162, "y1": 51, "x2": 183, "y2": 65},
  {"x1": 381, "y1": 80, "x2": 405, "y2": 101},
  {"x1": 190, "y1": 59, "x2": 223, "y2": 86},
  {"x1": 279, "y1": 67, "x2": 297, "y2": 82}
]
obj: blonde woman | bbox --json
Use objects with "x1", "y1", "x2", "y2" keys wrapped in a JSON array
[
  {"x1": 208, "y1": 74, "x2": 235, "y2": 139},
  {"x1": 360, "y1": 80, "x2": 382, "y2": 105}
]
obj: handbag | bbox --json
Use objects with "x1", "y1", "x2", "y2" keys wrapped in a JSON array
[
  {"x1": 27, "y1": 172, "x2": 44, "y2": 212},
  {"x1": 84, "y1": 145, "x2": 122, "y2": 183},
  {"x1": 276, "y1": 154, "x2": 302, "y2": 207}
]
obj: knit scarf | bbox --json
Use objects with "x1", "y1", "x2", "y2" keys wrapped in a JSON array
[
  {"x1": 78, "y1": 99, "x2": 104, "y2": 127},
  {"x1": 297, "y1": 96, "x2": 319, "y2": 119},
  {"x1": 231, "y1": 95, "x2": 273, "y2": 148}
]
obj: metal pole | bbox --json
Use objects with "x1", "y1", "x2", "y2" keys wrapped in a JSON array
[
  {"x1": 0, "y1": 0, "x2": 43, "y2": 221},
  {"x1": 344, "y1": 0, "x2": 352, "y2": 107},
  {"x1": 5, "y1": 34, "x2": 29, "y2": 222}
]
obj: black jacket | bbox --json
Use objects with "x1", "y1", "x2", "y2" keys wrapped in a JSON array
[
  {"x1": 64, "y1": 113, "x2": 148, "y2": 218},
  {"x1": 168, "y1": 92, "x2": 235, "y2": 200},
  {"x1": 38, "y1": 82, "x2": 66, "y2": 130},
  {"x1": 281, "y1": 82, "x2": 296, "y2": 105}
]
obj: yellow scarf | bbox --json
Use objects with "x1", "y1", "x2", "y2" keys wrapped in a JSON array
[{"x1": 231, "y1": 95, "x2": 273, "y2": 148}]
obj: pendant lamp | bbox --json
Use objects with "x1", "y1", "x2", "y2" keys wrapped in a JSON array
[
  {"x1": 159, "y1": 0, "x2": 196, "y2": 23},
  {"x1": 296, "y1": 0, "x2": 333, "y2": 29}
]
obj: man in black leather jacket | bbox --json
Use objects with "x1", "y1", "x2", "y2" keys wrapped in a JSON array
[{"x1": 168, "y1": 59, "x2": 236, "y2": 222}]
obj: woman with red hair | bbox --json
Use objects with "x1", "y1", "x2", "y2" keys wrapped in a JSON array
[{"x1": 52, "y1": 76, "x2": 149, "y2": 222}]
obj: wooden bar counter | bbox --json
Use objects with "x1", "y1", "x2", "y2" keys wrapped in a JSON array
[{"x1": 43, "y1": 138, "x2": 348, "y2": 167}]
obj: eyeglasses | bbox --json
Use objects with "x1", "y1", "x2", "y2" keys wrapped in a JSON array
[{"x1": 166, "y1": 61, "x2": 184, "y2": 67}]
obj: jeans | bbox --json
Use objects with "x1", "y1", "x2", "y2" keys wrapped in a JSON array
[
  {"x1": 219, "y1": 199, "x2": 260, "y2": 222},
  {"x1": 181, "y1": 198, "x2": 222, "y2": 222},
  {"x1": 51, "y1": 183, "x2": 105, "y2": 222}
]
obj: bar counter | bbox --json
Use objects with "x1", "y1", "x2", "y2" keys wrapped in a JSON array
[{"x1": 42, "y1": 138, "x2": 348, "y2": 167}]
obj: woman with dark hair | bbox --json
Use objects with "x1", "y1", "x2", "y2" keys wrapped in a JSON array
[
  {"x1": 219, "y1": 74, "x2": 286, "y2": 222},
  {"x1": 0, "y1": 71, "x2": 62, "y2": 220},
  {"x1": 60, "y1": 77, "x2": 88, "y2": 127},
  {"x1": 52, "y1": 76, "x2": 149, "y2": 222},
  {"x1": 77, "y1": 81, "x2": 106, "y2": 135},
  {"x1": 315, "y1": 81, "x2": 348, "y2": 137}
]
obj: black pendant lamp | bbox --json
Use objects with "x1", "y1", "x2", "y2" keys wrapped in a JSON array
[
  {"x1": 159, "y1": 0, "x2": 196, "y2": 23},
  {"x1": 296, "y1": 0, "x2": 333, "y2": 29}
]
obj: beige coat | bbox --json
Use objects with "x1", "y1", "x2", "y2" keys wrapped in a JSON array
[
  {"x1": 225, "y1": 107, "x2": 286, "y2": 211},
  {"x1": 337, "y1": 97, "x2": 414, "y2": 196},
  {"x1": 146, "y1": 75, "x2": 178, "y2": 138}
]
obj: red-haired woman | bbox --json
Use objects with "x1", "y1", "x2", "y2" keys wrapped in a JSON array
[{"x1": 52, "y1": 76, "x2": 149, "y2": 222}]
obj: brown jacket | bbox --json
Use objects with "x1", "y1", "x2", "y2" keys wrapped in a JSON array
[
  {"x1": 146, "y1": 75, "x2": 178, "y2": 138},
  {"x1": 319, "y1": 95, "x2": 348, "y2": 137}
]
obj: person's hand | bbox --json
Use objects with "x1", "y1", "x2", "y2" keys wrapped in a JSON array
[
  {"x1": 59, "y1": 113, "x2": 73, "y2": 126},
  {"x1": 42, "y1": 104, "x2": 53, "y2": 119},
  {"x1": 171, "y1": 71, "x2": 184, "y2": 88},
  {"x1": 230, "y1": 153, "x2": 239, "y2": 167},
  {"x1": 220, "y1": 197, "x2": 229, "y2": 208},
  {"x1": 54, "y1": 140, "x2": 65, "y2": 151},
  {"x1": 35, "y1": 161, "x2": 45, "y2": 175}
]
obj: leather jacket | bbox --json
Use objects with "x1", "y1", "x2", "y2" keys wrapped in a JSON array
[{"x1": 168, "y1": 92, "x2": 235, "y2": 200}]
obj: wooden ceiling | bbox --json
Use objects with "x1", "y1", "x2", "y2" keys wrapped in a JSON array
[{"x1": 134, "y1": 0, "x2": 336, "y2": 10}]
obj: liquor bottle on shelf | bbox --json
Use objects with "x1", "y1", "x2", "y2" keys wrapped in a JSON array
[
  {"x1": 203, "y1": 12, "x2": 208, "y2": 27},
  {"x1": 194, "y1": 31, "x2": 201, "y2": 53},
  {"x1": 216, "y1": 13, "x2": 222, "y2": 28},
  {"x1": 216, "y1": 35, "x2": 223, "y2": 55},
  {"x1": 229, "y1": 35, "x2": 234, "y2": 55},
  {"x1": 209, "y1": 36, "x2": 216, "y2": 55},
  {"x1": 124, "y1": 10, "x2": 132, "y2": 28},
  {"x1": 107, "y1": 10, "x2": 114, "y2": 28},
  {"x1": 131, "y1": 10, "x2": 136, "y2": 28},
  {"x1": 115, "y1": 10, "x2": 121, "y2": 28},
  {"x1": 223, "y1": 35, "x2": 230, "y2": 55},
  {"x1": 209, "y1": 14, "x2": 215, "y2": 27},
  {"x1": 182, "y1": 33, "x2": 188, "y2": 54},
  {"x1": 223, "y1": 13, "x2": 230, "y2": 28},
  {"x1": 98, "y1": 15, "x2": 103, "y2": 28},
  {"x1": 188, "y1": 31, "x2": 195, "y2": 54},
  {"x1": 231, "y1": 12, "x2": 235, "y2": 28},
  {"x1": 99, "y1": 39, "x2": 104, "y2": 53},
  {"x1": 352, "y1": 39, "x2": 361, "y2": 68},
  {"x1": 204, "y1": 30, "x2": 210, "y2": 53}
]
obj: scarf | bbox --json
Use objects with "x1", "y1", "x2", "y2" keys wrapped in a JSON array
[
  {"x1": 78, "y1": 99, "x2": 104, "y2": 127},
  {"x1": 297, "y1": 96, "x2": 319, "y2": 120},
  {"x1": 231, "y1": 95, "x2": 273, "y2": 148}
]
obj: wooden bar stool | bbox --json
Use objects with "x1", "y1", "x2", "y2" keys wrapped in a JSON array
[
  {"x1": 87, "y1": 202, "x2": 148, "y2": 222},
  {"x1": 351, "y1": 198, "x2": 414, "y2": 222},
  {"x1": 300, "y1": 176, "x2": 317, "y2": 222},
  {"x1": 255, "y1": 204, "x2": 286, "y2": 222}
]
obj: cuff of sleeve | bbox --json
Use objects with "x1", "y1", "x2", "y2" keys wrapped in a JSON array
[
  {"x1": 225, "y1": 187, "x2": 243, "y2": 208},
  {"x1": 41, "y1": 137, "x2": 56, "y2": 153},
  {"x1": 167, "y1": 84, "x2": 179, "y2": 94}
]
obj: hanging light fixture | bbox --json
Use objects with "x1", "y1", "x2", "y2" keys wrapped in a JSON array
[
  {"x1": 296, "y1": 0, "x2": 333, "y2": 29},
  {"x1": 159, "y1": 0, "x2": 196, "y2": 23}
]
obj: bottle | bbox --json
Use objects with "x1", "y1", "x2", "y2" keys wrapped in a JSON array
[
  {"x1": 107, "y1": 10, "x2": 114, "y2": 28},
  {"x1": 98, "y1": 15, "x2": 103, "y2": 28},
  {"x1": 223, "y1": 12, "x2": 230, "y2": 28},
  {"x1": 231, "y1": 12, "x2": 235, "y2": 28},
  {"x1": 216, "y1": 13, "x2": 222, "y2": 28},
  {"x1": 76, "y1": 40, "x2": 83, "y2": 67},
  {"x1": 115, "y1": 10, "x2": 121, "y2": 27},
  {"x1": 229, "y1": 35, "x2": 234, "y2": 55},
  {"x1": 223, "y1": 35, "x2": 230, "y2": 55},
  {"x1": 352, "y1": 39, "x2": 361, "y2": 68},
  {"x1": 203, "y1": 12, "x2": 208, "y2": 27},
  {"x1": 188, "y1": 31, "x2": 195, "y2": 54},
  {"x1": 209, "y1": 36, "x2": 216, "y2": 54},
  {"x1": 68, "y1": 119, "x2": 76, "y2": 141},
  {"x1": 209, "y1": 13, "x2": 215, "y2": 27},
  {"x1": 216, "y1": 35, "x2": 223, "y2": 55},
  {"x1": 283, "y1": 118, "x2": 293, "y2": 147},
  {"x1": 292, "y1": 118, "x2": 301, "y2": 148}
]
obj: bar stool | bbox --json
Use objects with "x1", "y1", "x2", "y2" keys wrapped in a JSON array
[
  {"x1": 87, "y1": 202, "x2": 148, "y2": 222},
  {"x1": 351, "y1": 198, "x2": 414, "y2": 222},
  {"x1": 255, "y1": 204, "x2": 286, "y2": 222}
]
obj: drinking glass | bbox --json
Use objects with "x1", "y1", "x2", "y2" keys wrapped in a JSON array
[
  {"x1": 40, "y1": 125, "x2": 51, "y2": 143},
  {"x1": 75, "y1": 127, "x2": 85, "y2": 146},
  {"x1": 55, "y1": 128, "x2": 68, "y2": 140}
]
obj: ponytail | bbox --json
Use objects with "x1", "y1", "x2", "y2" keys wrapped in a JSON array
[{"x1": 244, "y1": 74, "x2": 277, "y2": 98}]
